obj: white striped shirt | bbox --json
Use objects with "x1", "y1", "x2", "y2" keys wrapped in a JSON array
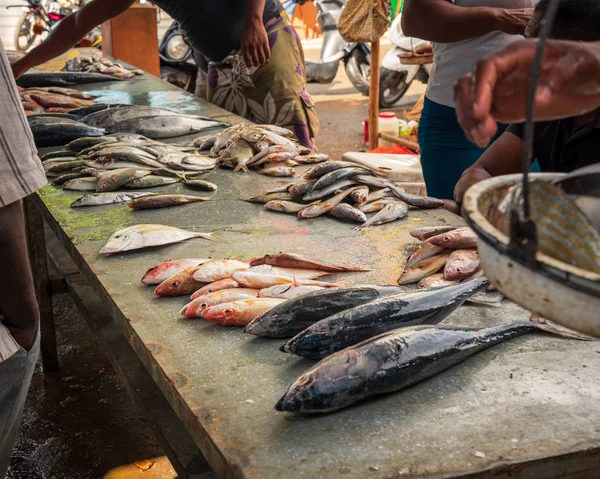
[{"x1": 0, "y1": 39, "x2": 46, "y2": 207}]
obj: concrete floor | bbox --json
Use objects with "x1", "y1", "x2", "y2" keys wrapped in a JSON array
[{"x1": 7, "y1": 50, "x2": 423, "y2": 479}]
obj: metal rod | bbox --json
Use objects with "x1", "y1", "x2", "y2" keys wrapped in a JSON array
[{"x1": 521, "y1": 0, "x2": 561, "y2": 220}]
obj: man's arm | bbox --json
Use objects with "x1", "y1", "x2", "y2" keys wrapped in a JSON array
[
  {"x1": 454, "y1": 39, "x2": 600, "y2": 147},
  {"x1": 0, "y1": 201, "x2": 39, "y2": 350},
  {"x1": 241, "y1": 0, "x2": 269, "y2": 68},
  {"x1": 402, "y1": 0, "x2": 532, "y2": 43},
  {"x1": 453, "y1": 130, "x2": 524, "y2": 206},
  {"x1": 12, "y1": 0, "x2": 135, "y2": 78}
]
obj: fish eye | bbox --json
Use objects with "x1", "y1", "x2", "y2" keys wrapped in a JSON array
[
  {"x1": 172, "y1": 281, "x2": 180, "y2": 287},
  {"x1": 224, "y1": 309, "x2": 233, "y2": 314},
  {"x1": 297, "y1": 375, "x2": 313, "y2": 387},
  {"x1": 115, "y1": 235, "x2": 121, "y2": 239},
  {"x1": 200, "y1": 303, "x2": 208, "y2": 308},
  {"x1": 207, "y1": 289, "x2": 214, "y2": 293}
]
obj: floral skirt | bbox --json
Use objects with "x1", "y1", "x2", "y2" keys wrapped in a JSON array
[{"x1": 202, "y1": 15, "x2": 320, "y2": 150}]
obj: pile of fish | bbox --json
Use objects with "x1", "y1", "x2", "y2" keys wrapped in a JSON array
[
  {"x1": 43, "y1": 133, "x2": 222, "y2": 193},
  {"x1": 197, "y1": 123, "x2": 328, "y2": 175},
  {"x1": 141, "y1": 253, "x2": 370, "y2": 325},
  {"x1": 19, "y1": 86, "x2": 98, "y2": 114},
  {"x1": 31, "y1": 104, "x2": 229, "y2": 146},
  {"x1": 398, "y1": 225, "x2": 484, "y2": 286},
  {"x1": 63, "y1": 54, "x2": 144, "y2": 79},
  {"x1": 247, "y1": 160, "x2": 444, "y2": 225}
]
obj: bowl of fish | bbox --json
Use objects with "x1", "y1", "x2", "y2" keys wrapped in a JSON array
[{"x1": 462, "y1": 173, "x2": 600, "y2": 337}]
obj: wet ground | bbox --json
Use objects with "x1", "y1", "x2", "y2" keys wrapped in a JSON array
[{"x1": 7, "y1": 44, "x2": 423, "y2": 479}]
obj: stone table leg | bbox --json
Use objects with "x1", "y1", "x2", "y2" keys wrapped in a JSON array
[{"x1": 23, "y1": 194, "x2": 58, "y2": 372}]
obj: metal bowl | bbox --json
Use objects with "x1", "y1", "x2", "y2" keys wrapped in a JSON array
[{"x1": 463, "y1": 173, "x2": 600, "y2": 337}]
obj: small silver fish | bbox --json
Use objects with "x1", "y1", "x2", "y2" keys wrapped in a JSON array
[
  {"x1": 100, "y1": 224, "x2": 225, "y2": 255},
  {"x1": 359, "y1": 201, "x2": 409, "y2": 229},
  {"x1": 71, "y1": 191, "x2": 157, "y2": 208},
  {"x1": 328, "y1": 203, "x2": 367, "y2": 223}
]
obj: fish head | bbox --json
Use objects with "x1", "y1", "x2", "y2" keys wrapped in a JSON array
[
  {"x1": 184, "y1": 296, "x2": 218, "y2": 318},
  {"x1": 202, "y1": 301, "x2": 249, "y2": 323},
  {"x1": 141, "y1": 263, "x2": 167, "y2": 285},
  {"x1": 275, "y1": 351, "x2": 365, "y2": 413},
  {"x1": 100, "y1": 227, "x2": 137, "y2": 254},
  {"x1": 154, "y1": 267, "x2": 196, "y2": 296}
]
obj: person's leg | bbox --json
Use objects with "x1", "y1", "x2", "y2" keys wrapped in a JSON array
[
  {"x1": 0, "y1": 330, "x2": 39, "y2": 477},
  {"x1": 0, "y1": 199, "x2": 40, "y2": 477},
  {"x1": 418, "y1": 98, "x2": 506, "y2": 199},
  {"x1": 0, "y1": 200, "x2": 38, "y2": 346}
]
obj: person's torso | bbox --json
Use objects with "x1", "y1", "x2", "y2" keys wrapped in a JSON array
[
  {"x1": 152, "y1": 0, "x2": 283, "y2": 62},
  {"x1": 534, "y1": 115, "x2": 600, "y2": 173},
  {"x1": 426, "y1": 0, "x2": 538, "y2": 107}
]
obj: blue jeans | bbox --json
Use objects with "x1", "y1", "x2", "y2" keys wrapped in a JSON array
[
  {"x1": 418, "y1": 97, "x2": 508, "y2": 200},
  {"x1": 0, "y1": 328, "x2": 39, "y2": 477}
]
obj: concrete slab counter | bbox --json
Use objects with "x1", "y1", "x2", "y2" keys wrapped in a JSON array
[{"x1": 29, "y1": 68, "x2": 600, "y2": 479}]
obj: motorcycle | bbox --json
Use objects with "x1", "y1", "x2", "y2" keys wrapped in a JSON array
[
  {"x1": 302, "y1": 0, "x2": 371, "y2": 96},
  {"x1": 379, "y1": 14, "x2": 431, "y2": 108},
  {"x1": 8, "y1": 0, "x2": 78, "y2": 51},
  {"x1": 158, "y1": 20, "x2": 198, "y2": 93}
]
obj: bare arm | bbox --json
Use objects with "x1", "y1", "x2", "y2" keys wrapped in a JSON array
[
  {"x1": 453, "y1": 130, "x2": 523, "y2": 204},
  {"x1": 12, "y1": 0, "x2": 135, "y2": 78},
  {"x1": 402, "y1": 0, "x2": 532, "y2": 43},
  {"x1": 241, "y1": 0, "x2": 270, "y2": 67}
]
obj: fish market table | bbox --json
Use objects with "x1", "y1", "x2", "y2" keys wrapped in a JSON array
[{"x1": 29, "y1": 72, "x2": 600, "y2": 479}]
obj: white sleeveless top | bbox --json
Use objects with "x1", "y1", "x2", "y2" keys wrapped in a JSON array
[{"x1": 426, "y1": 0, "x2": 538, "y2": 107}]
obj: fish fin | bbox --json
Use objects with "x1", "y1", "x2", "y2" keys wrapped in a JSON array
[
  {"x1": 293, "y1": 275, "x2": 299, "y2": 287},
  {"x1": 530, "y1": 314, "x2": 596, "y2": 341},
  {"x1": 233, "y1": 162, "x2": 243, "y2": 173},
  {"x1": 196, "y1": 232, "x2": 227, "y2": 243}
]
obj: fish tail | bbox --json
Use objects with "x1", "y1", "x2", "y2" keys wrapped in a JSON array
[
  {"x1": 196, "y1": 231, "x2": 227, "y2": 243},
  {"x1": 530, "y1": 314, "x2": 595, "y2": 341}
]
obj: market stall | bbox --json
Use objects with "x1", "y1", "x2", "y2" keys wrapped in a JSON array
[{"x1": 26, "y1": 64, "x2": 600, "y2": 479}]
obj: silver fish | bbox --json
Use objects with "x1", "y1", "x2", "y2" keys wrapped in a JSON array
[
  {"x1": 328, "y1": 203, "x2": 367, "y2": 223},
  {"x1": 82, "y1": 105, "x2": 212, "y2": 128},
  {"x1": 71, "y1": 191, "x2": 157, "y2": 208},
  {"x1": 106, "y1": 115, "x2": 229, "y2": 139},
  {"x1": 100, "y1": 224, "x2": 225, "y2": 255},
  {"x1": 62, "y1": 177, "x2": 98, "y2": 191},
  {"x1": 358, "y1": 201, "x2": 409, "y2": 229}
]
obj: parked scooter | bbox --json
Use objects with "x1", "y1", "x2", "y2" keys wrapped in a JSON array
[
  {"x1": 158, "y1": 20, "x2": 198, "y2": 92},
  {"x1": 380, "y1": 14, "x2": 431, "y2": 108},
  {"x1": 8, "y1": 0, "x2": 80, "y2": 51},
  {"x1": 303, "y1": 0, "x2": 371, "y2": 96}
]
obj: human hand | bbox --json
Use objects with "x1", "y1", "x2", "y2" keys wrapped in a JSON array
[
  {"x1": 454, "y1": 39, "x2": 600, "y2": 147},
  {"x1": 497, "y1": 8, "x2": 534, "y2": 35},
  {"x1": 241, "y1": 17, "x2": 271, "y2": 68},
  {"x1": 442, "y1": 199, "x2": 461, "y2": 216},
  {"x1": 453, "y1": 167, "x2": 493, "y2": 205}
]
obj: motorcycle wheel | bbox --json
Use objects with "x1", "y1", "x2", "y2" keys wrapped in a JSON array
[
  {"x1": 379, "y1": 68, "x2": 411, "y2": 108},
  {"x1": 13, "y1": 12, "x2": 38, "y2": 51},
  {"x1": 344, "y1": 48, "x2": 370, "y2": 96}
]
